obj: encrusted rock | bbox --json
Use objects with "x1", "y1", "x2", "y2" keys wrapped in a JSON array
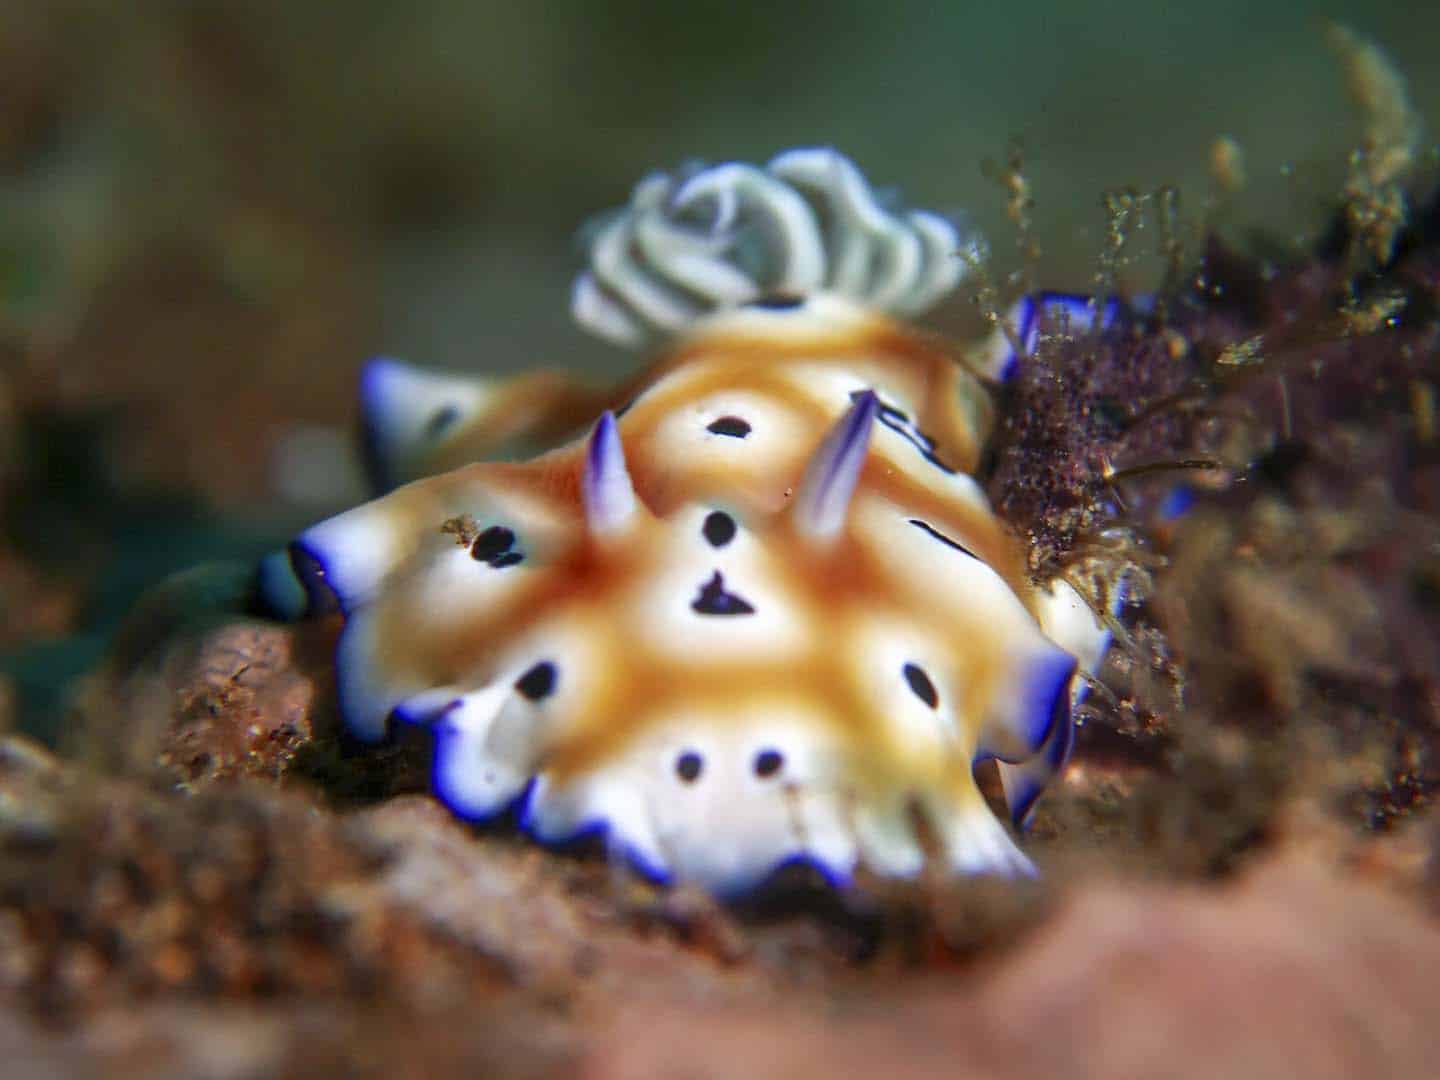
[{"x1": 67, "y1": 562, "x2": 429, "y2": 799}]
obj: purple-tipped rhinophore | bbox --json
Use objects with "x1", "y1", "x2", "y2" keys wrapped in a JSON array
[
  {"x1": 793, "y1": 390, "x2": 879, "y2": 540},
  {"x1": 583, "y1": 411, "x2": 638, "y2": 533}
]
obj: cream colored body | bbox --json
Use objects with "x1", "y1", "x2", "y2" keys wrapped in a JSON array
[{"x1": 294, "y1": 294, "x2": 1103, "y2": 892}]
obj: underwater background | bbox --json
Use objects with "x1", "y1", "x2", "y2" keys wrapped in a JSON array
[{"x1": 2, "y1": 3, "x2": 1440, "y2": 1075}]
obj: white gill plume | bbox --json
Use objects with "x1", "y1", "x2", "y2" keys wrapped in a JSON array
[{"x1": 572, "y1": 148, "x2": 986, "y2": 347}]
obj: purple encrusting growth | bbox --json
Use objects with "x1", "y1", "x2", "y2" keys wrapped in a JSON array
[
  {"x1": 1136, "y1": 201, "x2": 1440, "y2": 828},
  {"x1": 979, "y1": 172, "x2": 1440, "y2": 840},
  {"x1": 984, "y1": 295, "x2": 1201, "y2": 577},
  {"x1": 997, "y1": 293, "x2": 1124, "y2": 382}
]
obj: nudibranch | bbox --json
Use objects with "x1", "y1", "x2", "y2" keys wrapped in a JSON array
[{"x1": 273, "y1": 148, "x2": 1111, "y2": 895}]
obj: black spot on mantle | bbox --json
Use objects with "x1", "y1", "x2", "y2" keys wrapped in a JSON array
[
  {"x1": 471, "y1": 526, "x2": 524, "y2": 568},
  {"x1": 707, "y1": 416, "x2": 751, "y2": 438},
  {"x1": 702, "y1": 511, "x2": 737, "y2": 548},
  {"x1": 676, "y1": 751, "x2": 703, "y2": 782},
  {"x1": 691, "y1": 570, "x2": 755, "y2": 616},
  {"x1": 515, "y1": 661, "x2": 557, "y2": 701},
  {"x1": 903, "y1": 663, "x2": 939, "y2": 709},
  {"x1": 850, "y1": 389, "x2": 957, "y2": 475},
  {"x1": 753, "y1": 749, "x2": 784, "y2": 777},
  {"x1": 908, "y1": 518, "x2": 979, "y2": 560}
]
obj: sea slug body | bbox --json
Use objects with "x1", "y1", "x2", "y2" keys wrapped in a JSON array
[{"x1": 275, "y1": 148, "x2": 1112, "y2": 895}]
